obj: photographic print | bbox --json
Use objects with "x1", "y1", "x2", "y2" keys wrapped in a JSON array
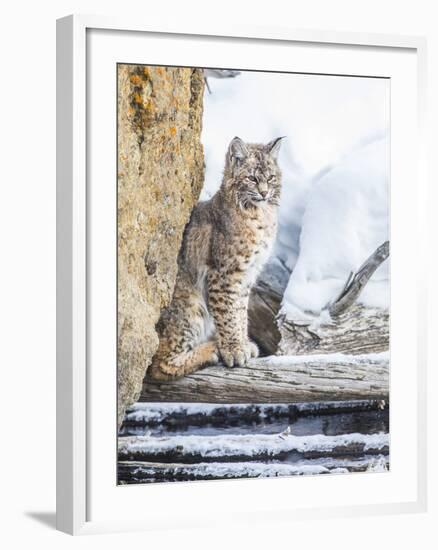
[{"x1": 117, "y1": 64, "x2": 389, "y2": 484}]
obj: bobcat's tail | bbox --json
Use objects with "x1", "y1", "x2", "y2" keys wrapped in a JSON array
[{"x1": 148, "y1": 341, "x2": 219, "y2": 381}]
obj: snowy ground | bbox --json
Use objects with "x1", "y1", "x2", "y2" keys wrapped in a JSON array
[{"x1": 201, "y1": 70, "x2": 390, "y2": 320}]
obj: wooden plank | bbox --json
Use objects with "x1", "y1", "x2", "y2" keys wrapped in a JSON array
[{"x1": 140, "y1": 354, "x2": 389, "y2": 404}]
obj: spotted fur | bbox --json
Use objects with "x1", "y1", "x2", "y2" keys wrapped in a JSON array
[{"x1": 148, "y1": 136, "x2": 283, "y2": 380}]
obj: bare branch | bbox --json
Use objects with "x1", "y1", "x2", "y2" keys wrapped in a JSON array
[{"x1": 329, "y1": 241, "x2": 389, "y2": 317}]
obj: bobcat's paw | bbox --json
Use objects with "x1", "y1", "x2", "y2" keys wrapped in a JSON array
[
  {"x1": 203, "y1": 343, "x2": 220, "y2": 366},
  {"x1": 219, "y1": 344, "x2": 251, "y2": 368},
  {"x1": 245, "y1": 340, "x2": 259, "y2": 359}
]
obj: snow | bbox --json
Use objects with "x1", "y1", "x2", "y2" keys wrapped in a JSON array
[
  {"x1": 281, "y1": 137, "x2": 389, "y2": 318},
  {"x1": 119, "y1": 431, "x2": 389, "y2": 458},
  {"x1": 201, "y1": 70, "x2": 389, "y2": 319},
  {"x1": 366, "y1": 455, "x2": 390, "y2": 472}
]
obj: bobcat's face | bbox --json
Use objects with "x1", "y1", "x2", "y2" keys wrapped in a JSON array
[{"x1": 225, "y1": 137, "x2": 283, "y2": 209}]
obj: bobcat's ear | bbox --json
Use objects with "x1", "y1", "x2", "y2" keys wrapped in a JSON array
[
  {"x1": 228, "y1": 136, "x2": 249, "y2": 165},
  {"x1": 266, "y1": 136, "x2": 285, "y2": 160}
]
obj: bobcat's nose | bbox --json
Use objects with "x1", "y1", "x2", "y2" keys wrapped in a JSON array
[{"x1": 259, "y1": 190, "x2": 268, "y2": 199}]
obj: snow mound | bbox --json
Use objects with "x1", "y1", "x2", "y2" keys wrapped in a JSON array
[{"x1": 281, "y1": 137, "x2": 389, "y2": 319}]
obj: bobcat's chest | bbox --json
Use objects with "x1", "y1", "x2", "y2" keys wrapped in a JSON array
[{"x1": 242, "y1": 211, "x2": 276, "y2": 286}]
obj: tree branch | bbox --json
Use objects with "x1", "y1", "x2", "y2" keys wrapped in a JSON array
[{"x1": 329, "y1": 241, "x2": 390, "y2": 317}]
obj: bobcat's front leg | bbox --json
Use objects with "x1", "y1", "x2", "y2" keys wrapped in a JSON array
[
  {"x1": 238, "y1": 288, "x2": 259, "y2": 360},
  {"x1": 208, "y1": 270, "x2": 256, "y2": 367}
]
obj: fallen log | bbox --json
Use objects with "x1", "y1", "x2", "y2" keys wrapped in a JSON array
[
  {"x1": 278, "y1": 304, "x2": 389, "y2": 356},
  {"x1": 248, "y1": 258, "x2": 289, "y2": 354},
  {"x1": 140, "y1": 353, "x2": 388, "y2": 404},
  {"x1": 123, "y1": 400, "x2": 388, "y2": 427},
  {"x1": 118, "y1": 455, "x2": 388, "y2": 483},
  {"x1": 118, "y1": 431, "x2": 389, "y2": 464}
]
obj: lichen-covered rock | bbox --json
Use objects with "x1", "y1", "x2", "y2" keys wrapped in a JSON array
[{"x1": 117, "y1": 65, "x2": 205, "y2": 426}]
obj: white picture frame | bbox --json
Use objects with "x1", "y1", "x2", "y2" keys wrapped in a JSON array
[{"x1": 56, "y1": 14, "x2": 428, "y2": 535}]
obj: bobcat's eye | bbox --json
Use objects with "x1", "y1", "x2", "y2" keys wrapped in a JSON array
[
  {"x1": 248, "y1": 175, "x2": 257, "y2": 183},
  {"x1": 268, "y1": 175, "x2": 276, "y2": 183}
]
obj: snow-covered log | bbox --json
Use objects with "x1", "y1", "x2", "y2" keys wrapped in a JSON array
[
  {"x1": 118, "y1": 455, "x2": 388, "y2": 483},
  {"x1": 123, "y1": 400, "x2": 388, "y2": 427},
  {"x1": 140, "y1": 353, "x2": 389, "y2": 404},
  {"x1": 118, "y1": 431, "x2": 389, "y2": 463}
]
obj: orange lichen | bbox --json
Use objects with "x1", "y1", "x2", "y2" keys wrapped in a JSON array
[
  {"x1": 130, "y1": 74, "x2": 143, "y2": 86},
  {"x1": 169, "y1": 126, "x2": 177, "y2": 137},
  {"x1": 132, "y1": 92, "x2": 143, "y2": 105}
]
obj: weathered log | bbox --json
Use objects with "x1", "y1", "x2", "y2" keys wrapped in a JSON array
[
  {"x1": 248, "y1": 280, "x2": 282, "y2": 354},
  {"x1": 118, "y1": 431, "x2": 389, "y2": 464},
  {"x1": 140, "y1": 354, "x2": 388, "y2": 404},
  {"x1": 118, "y1": 455, "x2": 388, "y2": 483},
  {"x1": 120, "y1": 409, "x2": 389, "y2": 441},
  {"x1": 248, "y1": 258, "x2": 289, "y2": 354},
  {"x1": 278, "y1": 304, "x2": 389, "y2": 356},
  {"x1": 123, "y1": 400, "x2": 388, "y2": 427}
]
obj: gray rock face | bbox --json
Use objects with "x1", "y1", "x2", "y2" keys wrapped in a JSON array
[{"x1": 117, "y1": 65, "x2": 205, "y2": 426}]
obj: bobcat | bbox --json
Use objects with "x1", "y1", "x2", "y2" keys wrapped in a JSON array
[{"x1": 148, "y1": 136, "x2": 283, "y2": 380}]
